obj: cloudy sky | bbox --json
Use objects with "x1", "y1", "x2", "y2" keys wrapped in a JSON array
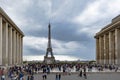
[{"x1": 0, "y1": 0, "x2": 120, "y2": 61}]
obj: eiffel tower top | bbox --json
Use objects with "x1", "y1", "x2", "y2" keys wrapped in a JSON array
[{"x1": 48, "y1": 23, "x2": 52, "y2": 49}]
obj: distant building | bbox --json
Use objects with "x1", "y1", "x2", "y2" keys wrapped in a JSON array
[
  {"x1": 0, "y1": 7, "x2": 24, "y2": 66},
  {"x1": 95, "y1": 15, "x2": 120, "y2": 65}
]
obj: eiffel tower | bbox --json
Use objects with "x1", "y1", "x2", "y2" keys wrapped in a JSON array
[{"x1": 44, "y1": 23, "x2": 55, "y2": 64}]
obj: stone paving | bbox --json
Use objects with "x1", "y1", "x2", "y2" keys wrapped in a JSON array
[
  {"x1": 38, "y1": 67, "x2": 120, "y2": 72},
  {"x1": 5, "y1": 67, "x2": 120, "y2": 80},
  {"x1": 27, "y1": 72, "x2": 120, "y2": 80},
  {"x1": 6, "y1": 72, "x2": 120, "y2": 80}
]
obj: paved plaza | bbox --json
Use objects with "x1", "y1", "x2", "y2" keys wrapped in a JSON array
[
  {"x1": 6, "y1": 72, "x2": 120, "y2": 80},
  {"x1": 27, "y1": 72, "x2": 120, "y2": 80}
]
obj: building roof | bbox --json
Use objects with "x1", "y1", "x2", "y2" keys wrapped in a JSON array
[
  {"x1": 112, "y1": 15, "x2": 120, "y2": 23},
  {"x1": 95, "y1": 15, "x2": 120, "y2": 38},
  {"x1": 0, "y1": 7, "x2": 24, "y2": 36}
]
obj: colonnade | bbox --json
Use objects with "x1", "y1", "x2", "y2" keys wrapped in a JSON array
[
  {"x1": 96, "y1": 29, "x2": 120, "y2": 65},
  {"x1": 0, "y1": 15, "x2": 23, "y2": 66}
]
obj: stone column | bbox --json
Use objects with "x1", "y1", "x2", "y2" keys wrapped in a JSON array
[
  {"x1": 96, "y1": 38, "x2": 99, "y2": 64},
  {"x1": 16, "y1": 32, "x2": 18, "y2": 64},
  {"x1": 12, "y1": 29, "x2": 14, "y2": 65},
  {"x1": 17, "y1": 34, "x2": 20, "y2": 64},
  {"x1": 103, "y1": 34, "x2": 106, "y2": 64},
  {"x1": 0, "y1": 16, "x2": 2, "y2": 65},
  {"x1": 106, "y1": 34, "x2": 109, "y2": 64},
  {"x1": 19, "y1": 35, "x2": 23, "y2": 64},
  {"x1": 19, "y1": 35, "x2": 21, "y2": 64},
  {"x1": 21, "y1": 37, "x2": 23, "y2": 63},
  {"x1": 8, "y1": 26, "x2": 13, "y2": 65},
  {"x1": 109, "y1": 32, "x2": 112, "y2": 64},
  {"x1": 115, "y1": 29, "x2": 120, "y2": 65},
  {"x1": 13, "y1": 31, "x2": 16, "y2": 65},
  {"x1": 101, "y1": 36, "x2": 104, "y2": 64},
  {"x1": 2, "y1": 22, "x2": 6, "y2": 65},
  {"x1": 99, "y1": 36, "x2": 102, "y2": 64},
  {"x1": 110, "y1": 31, "x2": 115, "y2": 64},
  {"x1": 4, "y1": 22, "x2": 9, "y2": 66}
]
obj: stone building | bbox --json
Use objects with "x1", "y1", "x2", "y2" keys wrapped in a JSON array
[
  {"x1": 95, "y1": 15, "x2": 120, "y2": 65},
  {"x1": 0, "y1": 7, "x2": 24, "y2": 66}
]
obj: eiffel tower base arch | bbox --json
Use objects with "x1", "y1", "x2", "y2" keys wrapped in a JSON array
[{"x1": 44, "y1": 56, "x2": 55, "y2": 64}]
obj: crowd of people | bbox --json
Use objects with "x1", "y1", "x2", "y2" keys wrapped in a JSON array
[{"x1": 0, "y1": 63, "x2": 119, "y2": 80}]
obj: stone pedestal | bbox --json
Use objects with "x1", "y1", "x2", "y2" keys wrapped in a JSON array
[{"x1": 44, "y1": 56, "x2": 55, "y2": 64}]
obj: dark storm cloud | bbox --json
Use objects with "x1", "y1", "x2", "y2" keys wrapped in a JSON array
[
  {"x1": 51, "y1": 0, "x2": 94, "y2": 22},
  {"x1": 52, "y1": 22, "x2": 92, "y2": 42},
  {"x1": 24, "y1": 45, "x2": 45, "y2": 56},
  {"x1": 64, "y1": 38, "x2": 95, "y2": 60},
  {"x1": 19, "y1": 0, "x2": 94, "y2": 38},
  {"x1": 24, "y1": 26, "x2": 48, "y2": 38},
  {"x1": 24, "y1": 21, "x2": 92, "y2": 43}
]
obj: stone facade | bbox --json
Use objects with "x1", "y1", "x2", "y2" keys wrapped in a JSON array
[
  {"x1": 95, "y1": 15, "x2": 120, "y2": 65},
  {"x1": 0, "y1": 7, "x2": 24, "y2": 66}
]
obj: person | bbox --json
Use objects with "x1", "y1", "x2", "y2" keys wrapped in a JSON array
[
  {"x1": 63, "y1": 66, "x2": 66, "y2": 75},
  {"x1": 1, "y1": 68, "x2": 5, "y2": 80},
  {"x1": 79, "y1": 68, "x2": 82, "y2": 77},
  {"x1": 68, "y1": 67, "x2": 71, "y2": 75},
  {"x1": 44, "y1": 72, "x2": 47, "y2": 80},
  {"x1": 11, "y1": 72, "x2": 18, "y2": 80},
  {"x1": 83, "y1": 66, "x2": 87, "y2": 79},
  {"x1": 19, "y1": 71, "x2": 24, "y2": 80},
  {"x1": 42, "y1": 73, "x2": 45, "y2": 80},
  {"x1": 59, "y1": 73, "x2": 61, "y2": 80},
  {"x1": 15, "y1": 72, "x2": 19, "y2": 80},
  {"x1": 55, "y1": 73, "x2": 61, "y2": 80},
  {"x1": 42, "y1": 72, "x2": 47, "y2": 80},
  {"x1": 58, "y1": 66, "x2": 61, "y2": 71},
  {"x1": 0, "y1": 68, "x2": 2, "y2": 79},
  {"x1": 27, "y1": 73, "x2": 31, "y2": 80},
  {"x1": 56, "y1": 73, "x2": 59, "y2": 80},
  {"x1": 27, "y1": 74, "x2": 34, "y2": 80},
  {"x1": 31, "y1": 74, "x2": 34, "y2": 80},
  {"x1": 10, "y1": 72, "x2": 16, "y2": 80},
  {"x1": 43, "y1": 67, "x2": 46, "y2": 73},
  {"x1": 115, "y1": 66, "x2": 118, "y2": 72}
]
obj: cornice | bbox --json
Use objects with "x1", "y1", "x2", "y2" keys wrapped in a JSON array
[{"x1": 0, "y1": 7, "x2": 24, "y2": 36}]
